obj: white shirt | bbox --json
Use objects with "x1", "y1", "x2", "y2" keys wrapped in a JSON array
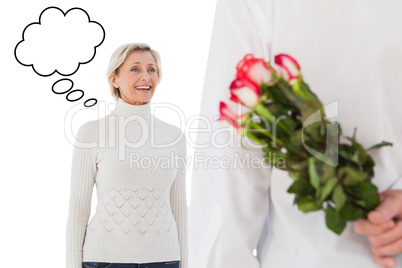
[{"x1": 189, "y1": 1, "x2": 402, "y2": 267}]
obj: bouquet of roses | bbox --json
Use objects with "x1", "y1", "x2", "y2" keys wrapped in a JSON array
[{"x1": 218, "y1": 54, "x2": 392, "y2": 234}]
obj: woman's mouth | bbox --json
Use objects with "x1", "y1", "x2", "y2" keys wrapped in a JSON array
[{"x1": 135, "y1": 86, "x2": 151, "y2": 90}]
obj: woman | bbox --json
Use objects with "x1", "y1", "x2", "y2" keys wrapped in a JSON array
[{"x1": 66, "y1": 43, "x2": 188, "y2": 268}]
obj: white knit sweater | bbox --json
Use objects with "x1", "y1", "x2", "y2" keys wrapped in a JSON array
[{"x1": 66, "y1": 98, "x2": 188, "y2": 268}]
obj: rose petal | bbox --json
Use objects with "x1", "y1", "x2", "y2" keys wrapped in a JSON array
[
  {"x1": 218, "y1": 101, "x2": 245, "y2": 129},
  {"x1": 236, "y1": 54, "x2": 274, "y2": 86},
  {"x1": 247, "y1": 61, "x2": 274, "y2": 85},
  {"x1": 229, "y1": 77, "x2": 260, "y2": 108},
  {"x1": 275, "y1": 54, "x2": 301, "y2": 81}
]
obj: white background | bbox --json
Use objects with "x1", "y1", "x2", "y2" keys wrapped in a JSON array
[{"x1": 0, "y1": 0, "x2": 216, "y2": 264}]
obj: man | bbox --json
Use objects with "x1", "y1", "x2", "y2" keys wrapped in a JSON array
[{"x1": 189, "y1": 1, "x2": 402, "y2": 267}]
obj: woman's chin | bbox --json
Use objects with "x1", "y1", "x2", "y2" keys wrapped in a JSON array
[{"x1": 126, "y1": 95, "x2": 153, "y2": 105}]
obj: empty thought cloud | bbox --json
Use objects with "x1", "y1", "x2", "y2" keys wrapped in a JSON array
[{"x1": 15, "y1": 6, "x2": 105, "y2": 76}]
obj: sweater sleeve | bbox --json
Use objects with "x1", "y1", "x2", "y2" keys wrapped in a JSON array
[
  {"x1": 66, "y1": 121, "x2": 98, "y2": 268},
  {"x1": 170, "y1": 134, "x2": 188, "y2": 268}
]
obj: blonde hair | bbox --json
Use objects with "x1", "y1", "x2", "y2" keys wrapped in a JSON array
[{"x1": 106, "y1": 43, "x2": 162, "y2": 100}]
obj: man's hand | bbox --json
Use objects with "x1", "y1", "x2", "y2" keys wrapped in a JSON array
[{"x1": 354, "y1": 190, "x2": 402, "y2": 268}]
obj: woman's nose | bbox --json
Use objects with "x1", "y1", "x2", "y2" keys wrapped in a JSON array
[{"x1": 141, "y1": 72, "x2": 150, "y2": 81}]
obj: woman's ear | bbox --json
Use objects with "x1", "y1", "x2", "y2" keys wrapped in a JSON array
[{"x1": 110, "y1": 75, "x2": 119, "y2": 88}]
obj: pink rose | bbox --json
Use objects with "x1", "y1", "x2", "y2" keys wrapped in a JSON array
[
  {"x1": 236, "y1": 54, "x2": 275, "y2": 86},
  {"x1": 274, "y1": 54, "x2": 301, "y2": 82},
  {"x1": 229, "y1": 77, "x2": 260, "y2": 108},
  {"x1": 217, "y1": 101, "x2": 247, "y2": 130}
]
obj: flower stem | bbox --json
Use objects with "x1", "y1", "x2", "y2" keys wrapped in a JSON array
[
  {"x1": 247, "y1": 121, "x2": 285, "y2": 146},
  {"x1": 253, "y1": 103, "x2": 289, "y2": 133}
]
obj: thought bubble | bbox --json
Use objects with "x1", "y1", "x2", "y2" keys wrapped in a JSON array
[
  {"x1": 14, "y1": 6, "x2": 104, "y2": 107},
  {"x1": 14, "y1": 6, "x2": 105, "y2": 77}
]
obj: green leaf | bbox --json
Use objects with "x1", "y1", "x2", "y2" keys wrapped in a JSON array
[
  {"x1": 290, "y1": 79, "x2": 310, "y2": 99},
  {"x1": 308, "y1": 157, "x2": 320, "y2": 190},
  {"x1": 321, "y1": 163, "x2": 336, "y2": 181},
  {"x1": 332, "y1": 185, "x2": 347, "y2": 212},
  {"x1": 346, "y1": 135, "x2": 367, "y2": 164},
  {"x1": 266, "y1": 84, "x2": 294, "y2": 105},
  {"x1": 351, "y1": 152, "x2": 360, "y2": 164},
  {"x1": 278, "y1": 115, "x2": 300, "y2": 132},
  {"x1": 326, "y1": 205, "x2": 346, "y2": 235},
  {"x1": 359, "y1": 181, "x2": 380, "y2": 210},
  {"x1": 300, "y1": 100, "x2": 323, "y2": 126},
  {"x1": 277, "y1": 79, "x2": 305, "y2": 109},
  {"x1": 338, "y1": 144, "x2": 355, "y2": 162},
  {"x1": 297, "y1": 197, "x2": 320, "y2": 213},
  {"x1": 318, "y1": 177, "x2": 338, "y2": 203},
  {"x1": 339, "y1": 203, "x2": 364, "y2": 221},
  {"x1": 338, "y1": 167, "x2": 365, "y2": 186},
  {"x1": 289, "y1": 171, "x2": 303, "y2": 180},
  {"x1": 366, "y1": 141, "x2": 393, "y2": 151},
  {"x1": 287, "y1": 179, "x2": 315, "y2": 196},
  {"x1": 289, "y1": 129, "x2": 304, "y2": 147},
  {"x1": 362, "y1": 155, "x2": 375, "y2": 178},
  {"x1": 287, "y1": 159, "x2": 308, "y2": 171},
  {"x1": 354, "y1": 200, "x2": 366, "y2": 207}
]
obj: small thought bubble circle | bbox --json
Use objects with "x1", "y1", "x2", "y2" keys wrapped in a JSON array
[{"x1": 52, "y1": 78, "x2": 97, "y2": 107}]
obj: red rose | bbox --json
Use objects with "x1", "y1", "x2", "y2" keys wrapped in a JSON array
[
  {"x1": 217, "y1": 101, "x2": 247, "y2": 130},
  {"x1": 236, "y1": 54, "x2": 275, "y2": 86},
  {"x1": 274, "y1": 54, "x2": 301, "y2": 82},
  {"x1": 229, "y1": 77, "x2": 260, "y2": 108}
]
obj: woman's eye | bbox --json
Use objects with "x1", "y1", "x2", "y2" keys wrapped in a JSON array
[
  {"x1": 131, "y1": 68, "x2": 139, "y2": 72},
  {"x1": 149, "y1": 68, "x2": 156, "y2": 73}
]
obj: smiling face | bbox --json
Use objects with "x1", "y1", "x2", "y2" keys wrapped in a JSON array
[{"x1": 110, "y1": 50, "x2": 159, "y2": 105}]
